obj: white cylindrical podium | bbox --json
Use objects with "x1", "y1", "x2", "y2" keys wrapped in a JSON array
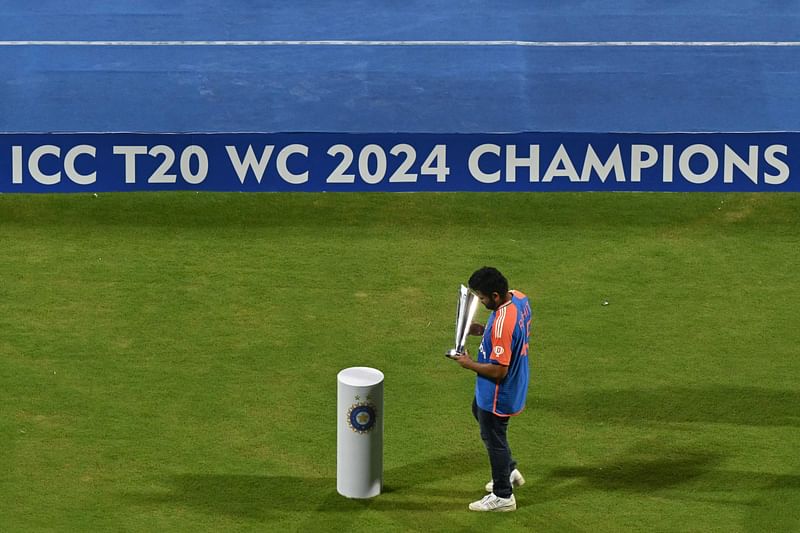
[{"x1": 337, "y1": 366, "x2": 384, "y2": 499}]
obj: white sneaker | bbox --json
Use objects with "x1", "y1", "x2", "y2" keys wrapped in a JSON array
[
  {"x1": 485, "y1": 468, "x2": 525, "y2": 493},
  {"x1": 468, "y1": 493, "x2": 517, "y2": 512}
]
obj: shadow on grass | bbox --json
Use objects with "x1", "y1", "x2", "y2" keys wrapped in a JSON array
[
  {"x1": 124, "y1": 451, "x2": 484, "y2": 520},
  {"x1": 527, "y1": 444, "x2": 800, "y2": 520},
  {"x1": 546, "y1": 451, "x2": 726, "y2": 492},
  {"x1": 539, "y1": 385, "x2": 800, "y2": 427}
]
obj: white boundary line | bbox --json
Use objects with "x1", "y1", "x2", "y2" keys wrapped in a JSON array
[{"x1": 0, "y1": 40, "x2": 798, "y2": 47}]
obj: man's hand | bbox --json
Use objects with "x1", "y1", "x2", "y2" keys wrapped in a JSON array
[
  {"x1": 450, "y1": 350, "x2": 509, "y2": 380},
  {"x1": 469, "y1": 323, "x2": 485, "y2": 336},
  {"x1": 451, "y1": 351, "x2": 474, "y2": 369}
]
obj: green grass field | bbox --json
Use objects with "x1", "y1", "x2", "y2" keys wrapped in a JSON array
[{"x1": 2, "y1": 192, "x2": 799, "y2": 532}]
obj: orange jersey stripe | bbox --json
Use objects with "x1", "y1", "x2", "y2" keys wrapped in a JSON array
[{"x1": 490, "y1": 303, "x2": 517, "y2": 366}]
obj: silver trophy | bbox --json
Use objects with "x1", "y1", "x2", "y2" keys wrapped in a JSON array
[{"x1": 445, "y1": 284, "x2": 480, "y2": 358}]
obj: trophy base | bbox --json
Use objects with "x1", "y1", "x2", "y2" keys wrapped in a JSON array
[{"x1": 445, "y1": 349, "x2": 459, "y2": 359}]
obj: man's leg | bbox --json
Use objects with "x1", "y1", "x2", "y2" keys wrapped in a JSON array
[{"x1": 472, "y1": 399, "x2": 513, "y2": 498}]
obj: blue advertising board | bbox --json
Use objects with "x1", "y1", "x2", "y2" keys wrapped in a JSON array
[{"x1": 1, "y1": 132, "x2": 797, "y2": 193}]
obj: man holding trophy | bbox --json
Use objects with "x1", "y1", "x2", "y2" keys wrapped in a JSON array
[{"x1": 447, "y1": 267, "x2": 532, "y2": 512}]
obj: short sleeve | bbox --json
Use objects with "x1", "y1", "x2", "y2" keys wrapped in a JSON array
[{"x1": 490, "y1": 305, "x2": 517, "y2": 366}]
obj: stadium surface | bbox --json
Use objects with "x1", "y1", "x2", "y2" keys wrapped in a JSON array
[
  {"x1": 3, "y1": 4, "x2": 800, "y2": 532},
  {"x1": 1, "y1": 1, "x2": 799, "y2": 133}
]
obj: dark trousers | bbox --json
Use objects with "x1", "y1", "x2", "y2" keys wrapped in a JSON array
[{"x1": 472, "y1": 397, "x2": 517, "y2": 498}]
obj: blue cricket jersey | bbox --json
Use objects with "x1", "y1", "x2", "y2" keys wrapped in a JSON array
[{"x1": 475, "y1": 290, "x2": 531, "y2": 416}]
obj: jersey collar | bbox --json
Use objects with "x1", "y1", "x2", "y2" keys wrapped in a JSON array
[{"x1": 496, "y1": 293, "x2": 514, "y2": 311}]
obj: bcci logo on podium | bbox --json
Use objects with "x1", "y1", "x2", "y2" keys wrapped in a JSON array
[{"x1": 347, "y1": 395, "x2": 377, "y2": 434}]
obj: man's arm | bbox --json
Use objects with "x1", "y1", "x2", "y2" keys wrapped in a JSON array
[
  {"x1": 452, "y1": 352, "x2": 508, "y2": 380},
  {"x1": 468, "y1": 323, "x2": 485, "y2": 336}
]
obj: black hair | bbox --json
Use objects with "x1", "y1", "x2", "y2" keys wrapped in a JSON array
[{"x1": 468, "y1": 266, "x2": 508, "y2": 297}]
